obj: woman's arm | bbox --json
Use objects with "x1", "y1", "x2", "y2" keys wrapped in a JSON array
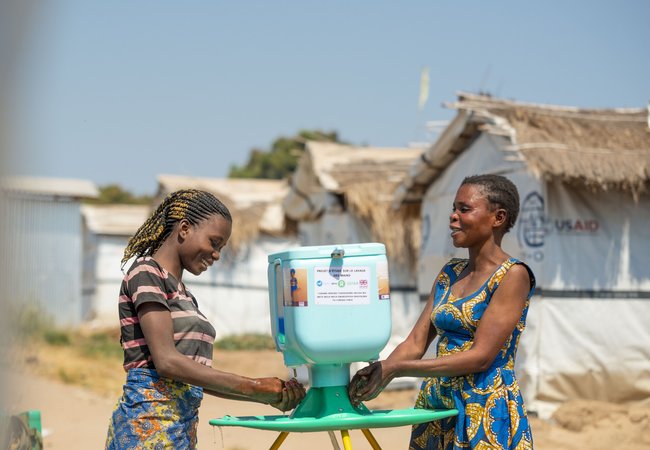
[
  {"x1": 203, "y1": 378, "x2": 304, "y2": 412},
  {"x1": 350, "y1": 264, "x2": 530, "y2": 403},
  {"x1": 349, "y1": 287, "x2": 438, "y2": 402},
  {"x1": 138, "y1": 302, "x2": 304, "y2": 409},
  {"x1": 387, "y1": 288, "x2": 439, "y2": 362}
]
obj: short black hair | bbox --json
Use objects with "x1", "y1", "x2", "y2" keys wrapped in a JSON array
[{"x1": 461, "y1": 174, "x2": 520, "y2": 233}]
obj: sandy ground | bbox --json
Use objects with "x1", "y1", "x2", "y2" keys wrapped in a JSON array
[{"x1": 4, "y1": 347, "x2": 650, "y2": 450}]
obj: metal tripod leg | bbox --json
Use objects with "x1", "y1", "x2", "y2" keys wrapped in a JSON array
[
  {"x1": 269, "y1": 431, "x2": 289, "y2": 450},
  {"x1": 269, "y1": 428, "x2": 384, "y2": 450},
  {"x1": 328, "y1": 431, "x2": 342, "y2": 449},
  {"x1": 361, "y1": 428, "x2": 382, "y2": 450},
  {"x1": 340, "y1": 430, "x2": 353, "y2": 450}
]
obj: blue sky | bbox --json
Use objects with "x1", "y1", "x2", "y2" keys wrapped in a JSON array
[{"x1": 7, "y1": 1, "x2": 650, "y2": 195}]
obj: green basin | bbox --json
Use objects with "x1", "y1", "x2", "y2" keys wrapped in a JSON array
[{"x1": 209, "y1": 407, "x2": 458, "y2": 432}]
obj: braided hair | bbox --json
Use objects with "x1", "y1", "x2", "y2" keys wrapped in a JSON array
[
  {"x1": 461, "y1": 174, "x2": 520, "y2": 233},
  {"x1": 122, "y1": 189, "x2": 232, "y2": 267}
]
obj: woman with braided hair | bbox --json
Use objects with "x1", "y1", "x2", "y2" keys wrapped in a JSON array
[{"x1": 106, "y1": 189, "x2": 305, "y2": 449}]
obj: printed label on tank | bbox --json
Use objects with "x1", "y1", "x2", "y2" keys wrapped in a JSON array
[{"x1": 314, "y1": 266, "x2": 371, "y2": 305}]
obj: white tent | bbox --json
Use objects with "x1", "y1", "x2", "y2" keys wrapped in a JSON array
[
  {"x1": 81, "y1": 204, "x2": 150, "y2": 325},
  {"x1": 156, "y1": 175, "x2": 299, "y2": 339},
  {"x1": 393, "y1": 92, "x2": 650, "y2": 417},
  {"x1": 0, "y1": 176, "x2": 99, "y2": 326}
]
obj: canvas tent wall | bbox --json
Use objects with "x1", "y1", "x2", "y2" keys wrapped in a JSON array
[
  {"x1": 0, "y1": 176, "x2": 99, "y2": 327},
  {"x1": 283, "y1": 142, "x2": 425, "y2": 370},
  {"x1": 81, "y1": 204, "x2": 150, "y2": 326},
  {"x1": 155, "y1": 175, "x2": 299, "y2": 339},
  {"x1": 394, "y1": 92, "x2": 650, "y2": 416}
]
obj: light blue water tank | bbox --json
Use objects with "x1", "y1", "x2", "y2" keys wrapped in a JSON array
[{"x1": 268, "y1": 243, "x2": 392, "y2": 386}]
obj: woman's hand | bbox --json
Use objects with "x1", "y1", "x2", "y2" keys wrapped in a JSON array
[
  {"x1": 269, "y1": 378, "x2": 306, "y2": 412},
  {"x1": 254, "y1": 377, "x2": 306, "y2": 411},
  {"x1": 348, "y1": 361, "x2": 394, "y2": 405},
  {"x1": 251, "y1": 377, "x2": 285, "y2": 404}
]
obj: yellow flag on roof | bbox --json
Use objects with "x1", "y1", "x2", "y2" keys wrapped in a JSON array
[{"x1": 418, "y1": 66, "x2": 430, "y2": 111}]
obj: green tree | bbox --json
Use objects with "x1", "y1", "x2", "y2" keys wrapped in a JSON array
[
  {"x1": 84, "y1": 184, "x2": 152, "y2": 205},
  {"x1": 229, "y1": 129, "x2": 342, "y2": 179}
]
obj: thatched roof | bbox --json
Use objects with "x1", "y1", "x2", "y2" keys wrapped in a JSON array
[
  {"x1": 394, "y1": 92, "x2": 650, "y2": 206},
  {"x1": 156, "y1": 174, "x2": 293, "y2": 251},
  {"x1": 344, "y1": 180, "x2": 422, "y2": 268},
  {"x1": 284, "y1": 142, "x2": 422, "y2": 265}
]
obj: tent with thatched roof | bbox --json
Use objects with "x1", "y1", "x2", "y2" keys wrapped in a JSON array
[
  {"x1": 155, "y1": 174, "x2": 299, "y2": 338},
  {"x1": 393, "y1": 92, "x2": 650, "y2": 417},
  {"x1": 81, "y1": 204, "x2": 151, "y2": 326},
  {"x1": 283, "y1": 142, "x2": 424, "y2": 383},
  {"x1": 284, "y1": 141, "x2": 423, "y2": 270}
]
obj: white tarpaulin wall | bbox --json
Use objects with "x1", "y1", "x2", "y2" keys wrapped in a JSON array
[
  {"x1": 529, "y1": 184, "x2": 650, "y2": 416},
  {"x1": 419, "y1": 133, "x2": 650, "y2": 416}
]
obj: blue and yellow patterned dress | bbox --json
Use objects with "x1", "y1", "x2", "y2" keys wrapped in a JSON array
[{"x1": 409, "y1": 258, "x2": 535, "y2": 450}]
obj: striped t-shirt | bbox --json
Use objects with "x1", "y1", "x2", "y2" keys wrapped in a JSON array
[{"x1": 119, "y1": 257, "x2": 216, "y2": 371}]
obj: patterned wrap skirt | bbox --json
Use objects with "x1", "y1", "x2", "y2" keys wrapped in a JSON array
[{"x1": 105, "y1": 368, "x2": 203, "y2": 449}]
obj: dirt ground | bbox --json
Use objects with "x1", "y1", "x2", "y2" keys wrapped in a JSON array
[{"x1": 4, "y1": 344, "x2": 650, "y2": 450}]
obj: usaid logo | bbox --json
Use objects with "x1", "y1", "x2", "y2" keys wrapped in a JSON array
[
  {"x1": 554, "y1": 219, "x2": 599, "y2": 233},
  {"x1": 518, "y1": 192, "x2": 549, "y2": 248},
  {"x1": 517, "y1": 191, "x2": 601, "y2": 263}
]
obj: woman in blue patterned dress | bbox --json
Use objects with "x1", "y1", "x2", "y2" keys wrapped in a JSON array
[{"x1": 349, "y1": 174, "x2": 535, "y2": 449}]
